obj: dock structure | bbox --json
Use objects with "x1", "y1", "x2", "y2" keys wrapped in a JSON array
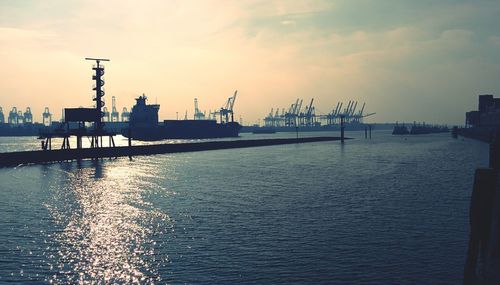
[
  {"x1": 39, "y1": 57, "x2": 118, "y2": 151},
  {"x1": 0, "y1": 136, "x2": 346, "y2": 167},
  {"x1": 464, "y1": 135, "x2": 500, "y2": 284}
]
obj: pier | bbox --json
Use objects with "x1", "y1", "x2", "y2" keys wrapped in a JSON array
[
  {"x1": 463, "y1": 135, "x2": 500, "y2": 284},
  {"x1": 0, "y1": 136, "x2": 346, "y2": 167}
]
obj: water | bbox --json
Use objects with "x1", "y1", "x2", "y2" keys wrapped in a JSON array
[{"x1": 0, "y1": 130, "x2": 488, "y2": 283}]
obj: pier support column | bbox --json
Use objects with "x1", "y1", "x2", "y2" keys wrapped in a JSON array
[
  {"x1": 464, "y1": 168, "x2": 498, "y2": 284},
  {"x1": 340, "y1": 115, "x2": 345, "y2": 143},
  {"x1": 61, "y1": 137, "x2": 70, "y2": 149},
  {"x1": 109, "y1": 136, "x2": 115, "y2": 147},
  {"x1": 490, "y1": 133, "x2": 500, "y2": 169}
]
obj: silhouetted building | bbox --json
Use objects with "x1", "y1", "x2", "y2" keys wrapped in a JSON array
[{"x1": 466, "y1": 94, "x2": 500, "y2": 128}]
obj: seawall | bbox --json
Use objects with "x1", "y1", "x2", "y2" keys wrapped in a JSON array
[
  {"x1": 463, "y1": 141, "x2": 500, "y2": 284},
  {"x1": 0, "y1": 136, "x2": 345, "y2": 167},
  {"x1": 457, "y1": 127, "x2": 495, "y2": 143}
]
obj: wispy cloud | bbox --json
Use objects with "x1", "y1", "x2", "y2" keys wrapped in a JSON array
[{"x1": 0, "y1": 0, "x2": 499, "y2": 123}]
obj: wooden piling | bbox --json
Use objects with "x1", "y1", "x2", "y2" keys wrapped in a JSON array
[{"x1": 341, "y1": 115, "x2": 345, "y2": 143}]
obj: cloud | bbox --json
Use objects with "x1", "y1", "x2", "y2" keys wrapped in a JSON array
[
  {"x1": 489, "y1": 35, "x2": 500, "y2": 47},
  {"x1": 0, "y1": 0, "x2": 500, "y2": 124}
]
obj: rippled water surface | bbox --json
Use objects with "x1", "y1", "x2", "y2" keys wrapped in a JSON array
[{"x1": 0, "y1": 130, "x2": 488, "y2": 283}]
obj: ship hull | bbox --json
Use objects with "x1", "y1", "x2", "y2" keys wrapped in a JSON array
[
  {"x1": 0, "y1": 123, "x2": 47, "y2": 136},
  {"x1": 123, "y1": 120, "x2": 241, "y2": 141}
]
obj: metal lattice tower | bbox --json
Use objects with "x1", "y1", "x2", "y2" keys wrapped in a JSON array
[{"x1": 85, "y1": 57, "x2": 109, "y2": 131}]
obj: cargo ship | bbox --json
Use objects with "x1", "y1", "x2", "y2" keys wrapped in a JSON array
[
  {"x1": 392, "y1": 122, "x2": 448, "y2": 135},
  {"x1": 409, "y1": 122, "x2": 449, "y2": 135},
  {"x1": 251, "y1": 126, "x2": 276, "y2": 134},
  {"x1": 0, "y1": 123, "x2": 47, "y2": 136},
  {"x1": 392, "y1": 123, "x2": 409, "y2": 135},
  {"x1": 122, "y1": 95, "x2": 241, "y2": 141}
]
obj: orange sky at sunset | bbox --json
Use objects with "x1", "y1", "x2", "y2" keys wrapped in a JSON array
[{"x1": 1, "y1": 1, "x2": 500, "y2": 124}]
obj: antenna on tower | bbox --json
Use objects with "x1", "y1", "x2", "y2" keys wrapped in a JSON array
[{"x1": 85, "y1": 57, "x2": 110, "y2": 67}]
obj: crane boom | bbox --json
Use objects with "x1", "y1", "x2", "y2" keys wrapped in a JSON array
[
  {"x1": 351, "y1": 101, "x2": 358, "y2": 116},
  {"x1": 230, "y1": 90, "x2": 237, "y2": 111},
  {"x1": 296, "y1": 99, "x2": 303, "y2": 115},
  {"x1": 359, "y1": 102, "x2": 365, "y2": 115},
  {"x1": 306, "y1": 98, "x2": 314, "y2": 116}
]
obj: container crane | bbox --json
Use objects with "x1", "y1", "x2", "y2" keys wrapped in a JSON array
[
  {"x1": 42, "y1": 107, "x2": 52, "y2": 126},
  {"x1": 264, "y1": 108, "x2": 274, "y2": 127},
  {"x1": 218, "y1": 90, "x2": 238, "y2": 123},
  {"x1": 23, "y1": 107, "x2": 33, "y2": 124},
  {"x1": 194, "y1": 98, "x2": 205, "y2": 120},
  {"x1": 111, "y1": 96, "x2": 119, "y2": 122},
  {"x1": 303, "y1": 98, "x2": 314, "y2": 126},
  {"x1": 285, "y1": 99, "x2": 298, "y2": 127},
  {"x1": 121, "y1": 107, "x2": 130, "y2": 122},
  {"x1": 8, "y1": 107, "x2": 18, "y2": 125},
  {"x1": 350, "y1": 101, "x2": 358, "y2": 117},
  {"x1": 102, "y1": 106, "x2": 110, "y2": 122},
  {"x1": 17, "y1": 110, "x2": 24, "y2": 124}
]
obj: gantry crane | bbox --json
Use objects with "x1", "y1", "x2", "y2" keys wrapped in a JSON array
[
  {"x1": 111, "y1": 96, "x2": 119, "y2": 122},
  {"x1": 194, "y1": 98, "x2": 206, "y2": 120}
]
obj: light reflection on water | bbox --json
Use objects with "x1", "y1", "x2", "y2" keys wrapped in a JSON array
[
  {"x1": 0, "y1": 130, "x2": 491, "y2": 283},
  {"x1": 43, "y1": 159, "x2": 172, "y2": 284}
]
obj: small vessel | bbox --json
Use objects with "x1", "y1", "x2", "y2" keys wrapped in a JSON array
[
  {"x1": 122, "y1": 95, "x2": 241, "y2": 141},
  {"x1": 252, "y1": 126, "x2": 276, "y2": 134}
]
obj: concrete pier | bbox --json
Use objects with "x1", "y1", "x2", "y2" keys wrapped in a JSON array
[
  {"x1": 464, "y1": 137, "x2": 500, "y2": 284},
  {"x1": 0, "y1": 136, "x2": 346, "y2": 167}
]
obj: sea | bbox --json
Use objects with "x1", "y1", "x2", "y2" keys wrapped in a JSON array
[{"x1": 0, "y1": 130, "x2": 488, "y2": 284}]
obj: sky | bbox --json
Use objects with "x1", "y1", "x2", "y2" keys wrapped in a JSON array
[{"x1": 1, "y1": 0, "x2": 500, "y2": 125}]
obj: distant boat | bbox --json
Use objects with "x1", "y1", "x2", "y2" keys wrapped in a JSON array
[
  {"x1": 410, "y1": 123, "x2": 449, "y2": 135},
  {"x1": 0, "y1": 123, "x2": 48, "y2": 137},
  {"x1": 392, "y1": 123, "x2": 409, "y2": 135},
  {"x1": 252, "y1": 127, "x2": 276, "y2": 134},
  {"x1": 122, "y1": 95, "x2": 241, "y2": 141}
]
